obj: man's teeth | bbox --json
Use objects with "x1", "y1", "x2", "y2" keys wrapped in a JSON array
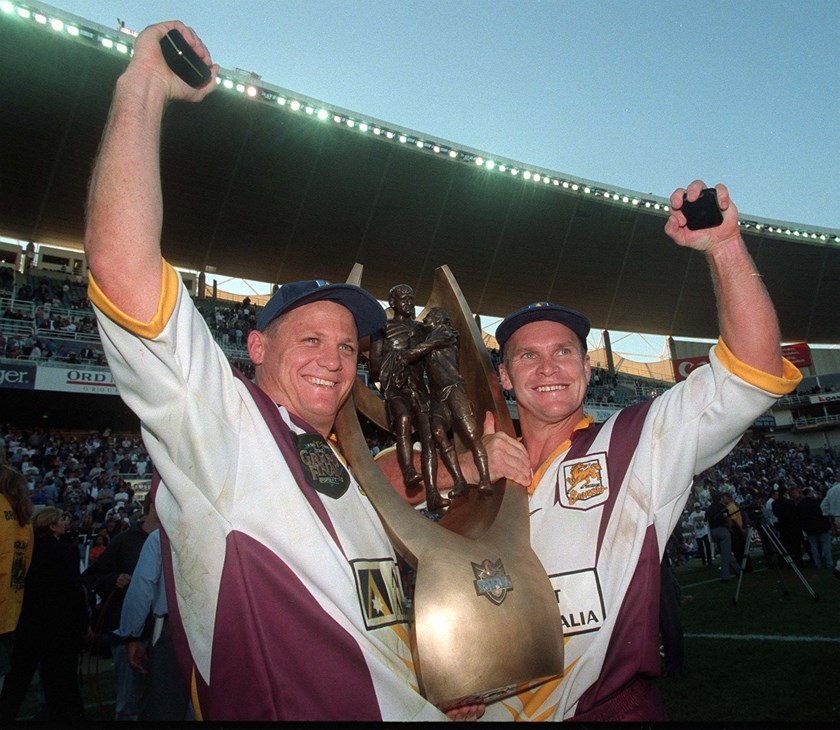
[
  {"x1": 306, "y1": 377, "x2": 335, "y2": 387},
  {"x1": 536, "y1": 385, "x2": 566, "y2": 392}
]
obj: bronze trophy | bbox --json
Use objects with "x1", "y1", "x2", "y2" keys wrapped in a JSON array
[{"x1": 335, "y1": 264, "x2": 564, "y2": 710}]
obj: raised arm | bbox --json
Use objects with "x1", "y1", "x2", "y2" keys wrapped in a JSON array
[
  {"x1": 665, "y1": 180, "x2": 783, "y2": 377},
  {"x1": 84, "y1": 21, "x2": 218, "y2": 322}
]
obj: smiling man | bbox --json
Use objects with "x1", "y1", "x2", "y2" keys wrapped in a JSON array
[
  {"x1": 83, "y1": 20, "x2": 445, "y2": 722},
  {"x1": 469, "y1": 180, "x2": 803, "y2": 722}
]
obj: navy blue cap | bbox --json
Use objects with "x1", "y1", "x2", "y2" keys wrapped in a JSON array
[
  {"x1": 495, "y1": 302, "x2": 590, "y2": 353},
  {"x1": 255, "y1": 280, "x2": 386, "y2": 337}
]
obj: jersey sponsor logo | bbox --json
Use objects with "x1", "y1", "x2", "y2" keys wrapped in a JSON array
[
  {"x1": 556, "y1": 453, "x2": 609, "y2": 510},
  {"x1": 472, "y1": 558, "x2": 513, "y2": 605},
  {"x1": 291, "y1": 432, "x2": 350, "y2": 499},
  {"x1": 351, "y1": 558, "x2": 408, "y2": 630},
  {"x1": 549, "y1": 568, "x2": 605, "y2": 637}
]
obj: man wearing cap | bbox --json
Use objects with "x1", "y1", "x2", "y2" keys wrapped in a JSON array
[
  {"x1": 435, "y1": 181, "x2": 801, "y2": 721},
  {"x1": 83, "y1": 21, "x2": 444, "y2": 721}
]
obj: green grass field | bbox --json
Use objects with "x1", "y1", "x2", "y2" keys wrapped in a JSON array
[
  {"x1": 15, "y1": 548, "x2": 840, "y2": 722},
  {"x1": 659, "y1": 550, "x2": 840, "y2": 723}
]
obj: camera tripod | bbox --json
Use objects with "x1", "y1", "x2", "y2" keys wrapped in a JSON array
[{"x1": 732, "y1": 520, "x2": 819, "y2": 605}]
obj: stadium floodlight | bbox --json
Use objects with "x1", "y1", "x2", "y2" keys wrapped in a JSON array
[
  {"x1": 317, "y1": 109, "x2": 328, "y2": 120},
  {"x1": 50, "y1": 18, "x2": 63, "y2": 31},
  {"x1": 34, "y1": 12, "x2": 46, "y2": 24},
  {"x1": 247, "y1": 87, "x2": 258, "y2": 98},
  {"x1": 67, "y1": 25, "x2": 79, "y2": 36},
  {"x1": 101, "y1": 37, "x2": 113, "y2": 49},
  {"x1": 16, "y1": 6, "x2": 30, "y2": 18},
  {"x1": 359, "y1": 123, "x2": 369, "y2": 132},
  {"x1": 0, "y1": 1, "x2": 15, "y2": 14},
  {"x1": 304, "y1": 105, "x2": 313, "y2": 114},
  {"x1": 448, "y1": 150, "x2": 457, "y2": 158},
  {"x1": 398, "y1": 135, "x2": 407, "y2": 143},
  {"x1": 289, "y1": 100, "x2": 301, "y2": 110}
]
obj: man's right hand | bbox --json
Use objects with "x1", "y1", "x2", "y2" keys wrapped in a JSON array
[
  {"x1": 477, "y1": 412, "x2": 532, "y2": 488},
  {"x1": 126, "y1": 21, "x2": 218, "y2": 104},
  {"x1": 127, "y1": 639, "x2": 149, "y2": 674}
]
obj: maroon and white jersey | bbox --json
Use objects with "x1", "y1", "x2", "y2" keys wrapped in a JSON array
[
  {"x1": 90, "y1": 262, "x2": 443, "y2": 721},
  {"x1": 482, "y1": 342, "x2": 800, "y2": 721}
]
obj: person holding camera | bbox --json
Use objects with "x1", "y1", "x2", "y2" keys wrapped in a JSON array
[{"x1": 706, "y1": 492, "x2": 741, "y2": 583}]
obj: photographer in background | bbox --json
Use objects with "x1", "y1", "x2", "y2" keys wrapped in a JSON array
[{"x1": 706, "y1": 492, "x2": 740, "y2": 583}]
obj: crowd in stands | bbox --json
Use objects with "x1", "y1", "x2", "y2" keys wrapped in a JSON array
[
  {"x1": 672, "y1": 437, "x2": 838, "y2": 570},
  {"x1": 0, "y1": 425, "x2": 152, "y2": 567}
]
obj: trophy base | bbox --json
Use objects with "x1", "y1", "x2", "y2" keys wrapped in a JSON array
[{"x1": 435, "y1": 673, "x2": 563, "y2": 713}]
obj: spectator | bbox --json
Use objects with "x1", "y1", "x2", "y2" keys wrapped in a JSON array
[
  {"x1": 707, "y1": 493, "x2": 741, "y2": 583},
  {"x1": 0, "y1": 466, "x2": 34, "y2": 694},
  {"x1": 773, "y1": 486, "x2": 803, "y2": 568},
  {"x1": 115, "y1": 529, "x2": 191, "y2": 720},
  {"x1": 0, "y1": 508, "x2": 89, "y2": 723},
  {"x1": 687, "y1": 501, "x2": 712, "y2": 566},
  {"x1": 82, "y1": 496, "x2": 159, "y2": 720},
  {"x1": 796, "y1": 488, "x2": 833, "y2": 569}
]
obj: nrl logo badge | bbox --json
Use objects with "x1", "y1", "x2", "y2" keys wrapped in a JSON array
[
  {"x1": 472, "y1": 558, "x2": 513, "y2": 606},
  {"x1": 556, "y1": 453, "x2": 609, "y2": 510}
]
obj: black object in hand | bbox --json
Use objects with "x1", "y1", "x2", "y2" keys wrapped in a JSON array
[
  {"x1": 159, "y1": 29, "x2": 212, "y2": 88},
  {"x1": 681, "y1": 188, "x2": 724, "y2": 230}
]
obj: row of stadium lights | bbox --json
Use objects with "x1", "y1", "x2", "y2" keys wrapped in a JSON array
[{"x1": 5, "y1": 0, "x2": 838, "y2": 245}]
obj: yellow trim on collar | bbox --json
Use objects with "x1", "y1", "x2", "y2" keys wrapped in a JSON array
[
  {"x1": 714, "y1": 339, "x2": 802, "y2": 396},
  {"x1": 87, "y1": 259, "x2": 180, "y2": 339},
  {"x1": 528, "y1": 415, "x2": 594, "y2": 495}
]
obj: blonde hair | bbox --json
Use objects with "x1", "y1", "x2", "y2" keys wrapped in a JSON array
[{"x1": 33, "y1": 506, "x2": 63, "y2": 538}]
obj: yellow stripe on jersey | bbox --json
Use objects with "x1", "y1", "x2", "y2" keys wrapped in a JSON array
[
  {"x1": 87, "y1": 259, "x2": 179, "y2": 340},
  {"x1": 190, "y1": 667, "x2": 203, "y2": 721},
  {"x1": 714, "y1": 339, "x2": 802, "y2": 396},
  {"x1": 529, "y1": 416, "x2": 593, "y2": 495}
]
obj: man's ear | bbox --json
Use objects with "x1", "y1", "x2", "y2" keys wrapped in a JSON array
[
  {"x1": 247, "y1": 330, "x2": 265, "y2": 366},
  {"x1": 499, "y1": 362, "x2": 513, "y2": 392}
]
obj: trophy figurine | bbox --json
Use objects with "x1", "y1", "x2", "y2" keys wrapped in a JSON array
[{"x1": 335, "y1": 264, "x2": 564, "y2": 710}]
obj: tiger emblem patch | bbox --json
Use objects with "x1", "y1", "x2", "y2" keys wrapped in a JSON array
[{"x1": 556, "y1": 453, "x2": 609, "y2": 510}]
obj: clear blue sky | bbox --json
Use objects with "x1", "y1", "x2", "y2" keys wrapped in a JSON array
[
  {"x1": 35, "y1": 1, "x2": 840, "y2": 356},
  {"x1": 52, "y1": 0, "x2": 839, "y2": 230}
]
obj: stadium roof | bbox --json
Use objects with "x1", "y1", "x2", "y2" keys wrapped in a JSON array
[{"x1": 2, "y1": 2, "x2": 839, "y2": 343}]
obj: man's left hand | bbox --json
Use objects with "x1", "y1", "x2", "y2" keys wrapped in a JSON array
[{"x1": 665, "y1": 180, "x2": 740, "y2": 253}]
